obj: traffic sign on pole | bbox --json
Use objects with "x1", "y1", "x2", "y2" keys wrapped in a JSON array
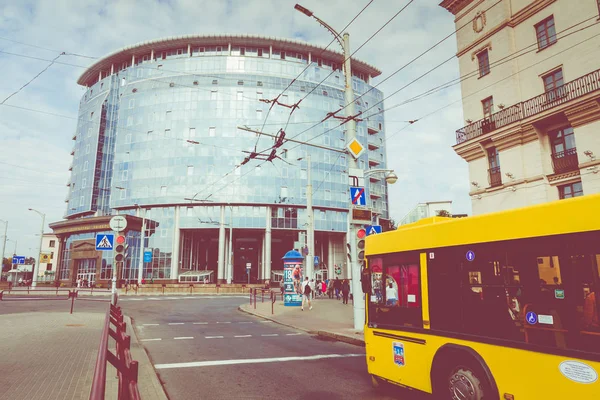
[
  {"x1": 96, "y1": 234, "x2": 114, "y2": 251},
  {"x1": 365, "y1": 225, "x2": 382, "y2": 236},
  {"x1": 350, "y1": 187, "x2": 366, "y2": 206}
]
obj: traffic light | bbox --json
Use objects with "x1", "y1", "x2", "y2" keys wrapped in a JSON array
[
  {"x1": 114, "y1": 234, "x2": 127, "y2": 263},
  {"x1": 356, "y1": 227, "x2": 367, "y2": 263}
]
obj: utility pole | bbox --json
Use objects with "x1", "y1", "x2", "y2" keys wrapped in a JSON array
[
  {"x1": 136, "y1": 206, "x2": 146, "y2": 285},
  {"x1": 28, "y1": 209, "x2": 45, "y2": 288},
  {"x1": 0, "y1": 220, "x2": 7, "y2": 275},
  {"x1": 306, "y1": 154, "x2": 314, "y2": 281}
]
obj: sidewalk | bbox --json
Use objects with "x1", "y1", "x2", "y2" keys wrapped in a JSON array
[
  {"x1": 0, "y1": 308, "x2": 167, "y2": 400},
  {"x1": 239, "y1": 293, "x2": 366, "y2": 346}
]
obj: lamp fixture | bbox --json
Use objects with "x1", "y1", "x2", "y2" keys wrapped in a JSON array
[
  {"x1": 583, "y1": 150, "x2": 595, "y2": 160},
  {"x1": 498, "y1": 104, "x2": 505, "y2": 109},
  {"x1": 466, "y1": 119, "x2": 473, "y2": 124},
  {"x1": 505, "y1": 172, "x2": 515, "y2": 179},
  {"x1": 476, "y1": 195, "x2": 482, "y2": 200},
  {"x1": 509, "y1": 186, "x2": 517, "y2": 192},
  {"x1": 471, "y1": 181, "x2": 480, "y2": 188}
]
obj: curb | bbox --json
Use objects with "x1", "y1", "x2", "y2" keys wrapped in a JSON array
[
  {"x1": 125, "y1": 315, "x2": 169, "y2": 400},
  {"x1": 237, "y1": 305, "x2": 365, "y2": 347}
]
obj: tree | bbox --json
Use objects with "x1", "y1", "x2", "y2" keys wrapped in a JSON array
[
  {"x1": 2, "y1": 257, "x2": 11, "y2": 273},
  {"x1": 436, "y1": 209, "x2": 451, "y2": 217}
]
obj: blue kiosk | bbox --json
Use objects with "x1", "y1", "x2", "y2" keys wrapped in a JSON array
[{"x1": 282, "y1": 250, "x2": 304, "y2": 307}]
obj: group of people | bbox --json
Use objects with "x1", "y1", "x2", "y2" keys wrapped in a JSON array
[
  {"x1": 76, "y1": 277, "x2": 94, "y2": 288},
  {"x1": 283, "y1": 276, "x2": 353, "y2": 311}
]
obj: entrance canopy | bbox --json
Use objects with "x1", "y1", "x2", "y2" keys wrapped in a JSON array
[
  {"x1": 178, "y1": 270, "x2": 214, "y2": 283},
  {"x1": 271, "y1": 270, "x2": 284, "y2": 282}
]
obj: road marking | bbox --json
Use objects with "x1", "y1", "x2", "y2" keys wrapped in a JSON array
[
  {"x1": 286, "y1": 333, "x2": 303, "y2": 336},
  {"x1": 238, "y1": 322, "x2": 253, "y2": 324},
  {"x1": 259, "y1": 321, "x2": 272, "y2": 323},
  {"x1": 234, "y1": 335, "x2": 252, "y2": 338},
  {"x1": 142, "y1": 324, "x2": 159, "y2": 326},
  {"x1": 148, "y1": 298, "x2": 161, "y2": 300},
  {"x1": 192, "y1": 322, "x2": 208, "y2": 325},
  {"x1": 166, "y1": 297, "x2": 179, "y2": 300},
  {"x1": 174, "y1": 337, "x2": 194, "y2": 340},
  {"x1": 168, "y1": 323, "x2": 184, "y2": 325},
  {"x1": 216, "y1": 322, "x2": 231, "y2": 324},
  {"x1": 155, "y1": 353, "x2": 365, "y2": 369},
  {"x1": 261, "y1": 334, "x2": 279, "y2": 337},
  {"x1": 141, "y1": 338, "x2": 162, "y2": 342},
  {"x1": 205, "y1": 336, "x2": 224, "y2": 339}
]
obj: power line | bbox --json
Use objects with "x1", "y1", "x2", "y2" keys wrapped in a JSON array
[
  {"x1": 0, "y1": 36, "x2": 97, "y2": 59},
  {"x1": 361, "y1": 16, "x2": 600, "y2": 121},
  {"x1": 1, "y1": 52, "x2": 64, "y2": 105}
]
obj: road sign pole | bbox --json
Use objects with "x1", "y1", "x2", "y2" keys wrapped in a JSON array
[{"x1": 137, "y1": 213, "x2": 146, "y2": 285}]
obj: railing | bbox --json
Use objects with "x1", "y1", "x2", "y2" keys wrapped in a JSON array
[
  {"x1": 551, "y1": 147, "x2": 579, "y2": 174},
  {"x1": 488, "y1": 166, "x2": 502, "y2": 187},
  {"x1": 90, "y1": 301, "x2": 141, "y2": 400},
  {"x1": 456, "y1": 68, "x2": 600, "y2": 144}
]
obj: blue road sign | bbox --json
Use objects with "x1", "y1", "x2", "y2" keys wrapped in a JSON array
[
  {"x1": 526, "y1": 311, "x2": 538, "y2": 325},
  {"x1": 143, "y1": 251, "x2": 152, "y2": 263},
  {"x1": 314, "y1": 256, "x2": 319, "y2": 266},
  {"x1": 95, "y1": 234, "x2": 114, "y2": 251},
  {"x1": 466, "y1": 250, "x2": 475, "y2": 262},
  {"x1": 366, "y1": 225, "x2": 382, "y2": 236},
  {"x1": 12, "y1": 256, "x2": 25, "y2": 264},
  {"x1": 350, "y1": 187, "x2": 366, "y2": 206}
]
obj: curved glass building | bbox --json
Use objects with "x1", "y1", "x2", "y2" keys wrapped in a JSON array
[{"x1": 50, "y1": 34, "x2": 389, "y2": 285}]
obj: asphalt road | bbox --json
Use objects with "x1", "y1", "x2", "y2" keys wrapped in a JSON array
[{"x1": 120, "y1": 296, "x2": 428, "y2": 400}]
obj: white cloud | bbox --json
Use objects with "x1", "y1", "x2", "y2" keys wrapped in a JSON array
[{"x1": 0, "y1": 0, "x2": 472, "y2": 255}]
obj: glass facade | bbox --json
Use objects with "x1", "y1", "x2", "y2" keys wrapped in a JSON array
[{"x1": 60, "y1": 35, "x2": 389, "y2": 282}]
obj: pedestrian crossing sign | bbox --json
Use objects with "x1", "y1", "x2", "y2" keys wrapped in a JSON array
[{"x1": 96, "y1": 234, "x2": 114, "y2": 251}]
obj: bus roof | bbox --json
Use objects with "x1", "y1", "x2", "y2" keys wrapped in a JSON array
[{"x1": 366, "y1": 194, "x2": 600, "y2": 255}]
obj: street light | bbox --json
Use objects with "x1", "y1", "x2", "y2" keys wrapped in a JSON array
[
  {"x1": 296, "y1": 3, "x2": 363, "y2": 329},
  {"x1": 28, "y1": 208, "x2": 46, "y2": 288},
  {"x1": 365, "y1": 169, "x2": 399, "y2": 185}
]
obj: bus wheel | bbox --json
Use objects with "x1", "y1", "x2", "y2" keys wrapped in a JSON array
[{"x1": 437, "y1": 364, "x2": 490, "y2": 400}]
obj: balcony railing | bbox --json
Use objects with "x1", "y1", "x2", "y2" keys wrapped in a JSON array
[
  {"x1": 456, "y1": 68, "x2": 600, "y2": 144},
  {"x1": 488, "y1": 166, "x2": 502, "y2": 187},
  {"x1": 551, "y1": 147, "x2": 579, "y2": 174}
]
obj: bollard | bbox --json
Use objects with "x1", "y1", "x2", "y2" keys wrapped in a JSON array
[
  {"x1": 249, "y1": 288, "x2": 252, "y2": 305},
  {"x1": 190, "y1": 284, "x2": 194, "y2": 294},
  {"x1": 70, "y1": 290, "x2": 77, "y2": 314},
  {"x1": 271, "y1": 291, "x2": 276, "y2": 315},
  {"x1": 261, "y1": 290, "x2": 264, "y2": 303}
]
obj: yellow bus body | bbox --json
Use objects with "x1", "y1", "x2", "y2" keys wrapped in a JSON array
[{"x1": 364, "y1": 194, "x2": 600, "y2": 398}]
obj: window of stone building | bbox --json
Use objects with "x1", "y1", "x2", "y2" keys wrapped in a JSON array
[
  {"x1": 543, "y1": 68, "x2": 564, "y2": 102},
  {"x1": 558, "y1": 181, "x2": 583, "y2": 199},
  {"x1": 477, "y1": 49, "x2": 490, "y2": 77},
  {"x1": 49, "y1": 240, "x2": 55, "y2": 248},
  {"x1": 535, "y1": 16, "x2": 557, "y2": 50},
  {"x1": 487, "y1": 147, "x2": 502, "y2": 187},
  {"x1": 482, "y1": 96, "x2": 494, "y2": 117}
]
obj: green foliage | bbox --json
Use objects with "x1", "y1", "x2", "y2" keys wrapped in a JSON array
[{"x1": 436, "y1": 209, "x2": 451, "y2": 217}]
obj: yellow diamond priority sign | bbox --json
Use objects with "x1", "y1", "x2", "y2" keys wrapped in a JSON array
[{"x1": 347, "y1": 138, "x2": 365, "y2": 159}]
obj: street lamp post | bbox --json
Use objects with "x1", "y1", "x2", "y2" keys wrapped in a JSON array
[
  {"x1": 0, "y1": 219, "x2": 7, "y2": 276},
  {"x1": 295, "y1": 3, "x2": 362, "y2": 329},
  {"x1": 28, "y1": 208, "x2": 46, "y2": 288}
]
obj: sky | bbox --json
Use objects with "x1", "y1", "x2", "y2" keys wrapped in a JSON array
[{"x1": 0, "y1": 0, "x2": 469, "y2": 258}]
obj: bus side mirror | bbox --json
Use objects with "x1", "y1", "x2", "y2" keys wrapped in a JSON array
[{"x1": 361, "y1": 269, "x2": 372, "y2": 294}]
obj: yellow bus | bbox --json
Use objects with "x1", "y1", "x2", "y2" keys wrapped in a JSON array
[{"x1": 363, "y1": 194, "x2": 600, "y2": 399}]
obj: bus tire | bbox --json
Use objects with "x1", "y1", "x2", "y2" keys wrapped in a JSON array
[{"x1": 432, "y1": 354, "x2": 494, "y2": 400}]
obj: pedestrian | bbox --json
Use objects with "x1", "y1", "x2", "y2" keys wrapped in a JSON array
[
  {"x1": 342, "y1": 279, "x2": 350, "y2": 304},
  {"x1": 18, "y1": 277, "x2": 23, "y2": 287},
  {"x1": 76, "y1": 278, "x2": 81, "y2": 288},
  {"x1": 310, "y1": 279, "x2": 316, "y2": 299},
  {"x1": 327, "y1": 280, "x2": 334, "y2": 299},
  {"x1": 386, "y1": 282, "x2": 398, "y2": 306},
  {"x1": 334, "y1": 277, "x2": 341, "y2": 300},
  {"x1": 301, "y1": 277, "x2": 312, "y2": 311},
  {"x1": 321, "y1": 280, "x2": 327, "y2": 297},
  {"x1": 280, "y1": 279, "x2": 284, "y2": 296}
]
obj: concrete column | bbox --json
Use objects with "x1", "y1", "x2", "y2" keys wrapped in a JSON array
[
  {"x1": 98, "y1": 70, "x2": 102, "y2": 82},
  {"x1": 171, "y1": 206, "x2": 180, "y2": 281},
  {"x1": 328, "y1": 237, "x2": 334, "y2": 280},
  {"x1": 110, "y1": 64, "x2": 114, "y2": 74},
  {"x1": 151, "y1": 49, "x2": 154, "y2": 61},
  {"x1": 228, "y1": 43, "x2": 231, "y2": 55},
  {"x1": 265, "y1": 206, "x2": 272, "y2": 281},
  {"x1": 308, "y1": 52, "x2": 311, "y2": 64},
  {"x1": 131, "y1": 54, "x2": 135, "y2": 66},
  {"x1": 187, "y1": 44, "x2": 191, "y2": 56},
  {"x1": 218, "y1": 206, "x2": 226, "y2": 282},
  {"x1": 269, "y1": 45, "x2": 272, "y2": 58}
]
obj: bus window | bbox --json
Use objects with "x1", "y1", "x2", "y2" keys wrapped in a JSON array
[
  {"x1": 537, "y1": 256, "x2": 562, "y2": 286},
  {"x1": 367, "y1": 253, "x2": 422, "y2": 328}
]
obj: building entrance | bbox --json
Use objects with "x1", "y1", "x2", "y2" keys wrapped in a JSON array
[{"x1": 76, "y1": 259, "x2": 97, "y2": 286}]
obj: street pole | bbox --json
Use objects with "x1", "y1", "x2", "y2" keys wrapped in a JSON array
[
  {"x1": 295, "y1": 4, "x2": 362, "y2": 330},
  {"x1": 0, "y1": 220, "x2": 7, "y2": 276},
  {"x1": 227, "y1": 206, "x2": 233, "y2": 284},
  {"x1": 28, "y1": 209, "x2": 45, "y2": 288},
  {"x1": 306, "y1": 154, "x2": 314, "y2": 282},
  {"x1": 137, "y1": 209, "x2": 146, "y2": 285}
]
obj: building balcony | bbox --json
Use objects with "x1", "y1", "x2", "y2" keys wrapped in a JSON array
[
  {"x1": 368, "y1": 158, "x2": 381, "y2": 167},
  {"x1": 488, "y1": 166, "x2": 502, "y2": 187},
  {"x1": 456, "y1": 68, "x2": 600, "y2": 144},
  {"x1": 367, "y1": 138, "x2": 381, "y2": 150},
  {"x1": 369, "y1": 190, "x2": 383, "y2": 198},
  {"x1": 72, "y1": 134, "x2": 77, "y2": 140},
  {"x1": 68, "y1": 164, "x2": 73, "y2": 171},
  {"x1": 367, "y1": 119, "x2": 381, "y2": 134},
  {"x1": 551, "y1": 147, "x2": 579, "y2": 174}
]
